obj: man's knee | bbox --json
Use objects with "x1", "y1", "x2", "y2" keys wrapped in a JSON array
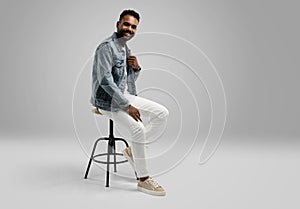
[{"x1": 158, "y1": 106, "x2": 169, "y2": 119}]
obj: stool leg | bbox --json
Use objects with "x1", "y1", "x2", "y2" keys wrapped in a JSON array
[
  {"x1": 117, "y1": 138, "x2": 129, "y2": 147},
  {"x1": 109, "y1": 120, "x2": 117, "y2": 172},
  {"x1": 113, "y1": 139, "x2": 117, "y2": 172},
  {"x1": 84, "y1": 139, "x2": 100, "y2": 179},
  {"x1": 106, "y1": 139, "x2": 112, "y2": 187}
]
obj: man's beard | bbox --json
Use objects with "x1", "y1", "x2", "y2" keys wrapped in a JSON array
[{"x1": 117, "y1": 29, "x2": 134, "y2": 40}]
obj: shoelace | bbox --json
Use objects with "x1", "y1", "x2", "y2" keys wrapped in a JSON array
[{"x1": 146, "y1": 178, "x2": 160, "y2": 188}]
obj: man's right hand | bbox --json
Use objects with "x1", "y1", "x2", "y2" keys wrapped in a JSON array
[{"x1": 127, "y1": 105, "x2": 142, "y2": 122}]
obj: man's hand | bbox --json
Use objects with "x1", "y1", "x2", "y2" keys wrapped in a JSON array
[
  {"x1": 127, "y1": 105, "x2": 142, "y2": 122},
  {"x1": 127, "y1": 55, "x2": 140, "y2": 71}
]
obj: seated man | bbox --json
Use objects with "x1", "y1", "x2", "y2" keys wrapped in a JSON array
[{"x1": 90, "y1": 9, "x2": 169, "y2": 196}]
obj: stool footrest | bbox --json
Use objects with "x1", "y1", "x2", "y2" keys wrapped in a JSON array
[{"x1": 92, "y1": 153, "x2": 128, "y2": 164}]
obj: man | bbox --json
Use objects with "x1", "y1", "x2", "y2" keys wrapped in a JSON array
[{"x1": 91, "y1": 9, "x2": 169, "y2": 196}]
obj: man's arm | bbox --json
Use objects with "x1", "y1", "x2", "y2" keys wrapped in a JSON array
[
  {"x1": 94, "y1": 43, "x2": 129, "y2": 110},
  {"x1": 133, "y1": 66, "x2": 141, "y2": 81},
  {"x1": 95, "y1": 45, "x2": 142, "y2": 121},
  {"x1": 127, "y1": 55, "x2": 141, "y2": 81}
]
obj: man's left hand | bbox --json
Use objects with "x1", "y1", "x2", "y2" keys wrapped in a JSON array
[{"x1": 127, "y1": 55, "x2": 140, "y2": 71}]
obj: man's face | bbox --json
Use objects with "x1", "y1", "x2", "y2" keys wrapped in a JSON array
[{"x1": 117, "y1": 14, "x2": 139, "y2": 41}]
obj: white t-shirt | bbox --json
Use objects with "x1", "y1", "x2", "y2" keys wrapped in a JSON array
[{"x1": 122, "y1": 46, "x2": 129, "y2": 94}]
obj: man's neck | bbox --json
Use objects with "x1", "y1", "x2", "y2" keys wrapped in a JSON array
[{"x1": 116, "y1": 32, "x2": 127, "y2": 47}]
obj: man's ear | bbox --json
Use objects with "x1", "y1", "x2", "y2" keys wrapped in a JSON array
[{"x1": 116, "y1": 21, "x2": 120, "y2": 28}]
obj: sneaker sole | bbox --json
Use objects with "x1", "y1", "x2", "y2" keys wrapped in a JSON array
[{"x1": 137, "y1": 186, "x2": 166, "y2": 196}]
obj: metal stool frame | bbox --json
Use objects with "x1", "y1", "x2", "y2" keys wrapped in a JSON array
[{"x1": 84, "y1": 118, "x2": 132, "y2": 187}]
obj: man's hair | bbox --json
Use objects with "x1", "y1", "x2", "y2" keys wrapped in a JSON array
[{"x1": 119, "y1": 9, "x2": 140, "y2": 22}]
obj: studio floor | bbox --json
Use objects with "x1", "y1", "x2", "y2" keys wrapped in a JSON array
[{"x1": 0, "y1": 134, "x2": 299, "y2": 209}]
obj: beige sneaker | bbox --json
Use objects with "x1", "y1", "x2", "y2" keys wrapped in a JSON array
[
  {"x1": 122, "y1": 146, "x2": 135, "y2": 171},
  {"x1": 137, "y1": 177, "x2": 166, "y2": 196}
]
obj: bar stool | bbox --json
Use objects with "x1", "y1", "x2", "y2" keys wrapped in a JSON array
[{"x1": 84, "y1": 108, "x2": 134, "y2": 187}]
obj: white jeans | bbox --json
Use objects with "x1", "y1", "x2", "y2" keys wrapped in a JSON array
[{"x1": 99, "y1": 94, "x2": 169, "y2": 177}]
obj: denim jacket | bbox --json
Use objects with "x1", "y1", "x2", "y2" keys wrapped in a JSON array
[{"x1": 90, "y1": 32, "x2": 140, "y2": 111}]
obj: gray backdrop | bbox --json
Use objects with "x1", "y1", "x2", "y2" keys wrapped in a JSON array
[{"x1": 0, "y1": 0, "x2": 299, "y2": 142}]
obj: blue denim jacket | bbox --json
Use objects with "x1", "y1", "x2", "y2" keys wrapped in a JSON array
[{"x1": 90, "y1": 32, "x2": 140, "y2": 111}]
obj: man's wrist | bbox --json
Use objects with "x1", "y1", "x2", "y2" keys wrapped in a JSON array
[{"x1": 134, "y1": 66, "x2": 141, "y2": 71}]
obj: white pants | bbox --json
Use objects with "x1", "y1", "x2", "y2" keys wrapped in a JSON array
[{"x1": 99, "y1": 94, "x2": 169, "y2": 177}]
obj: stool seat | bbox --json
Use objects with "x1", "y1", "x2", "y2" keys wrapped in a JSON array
[{"x1": 84, "y1": 108, "x2": 136, "y2": 187}]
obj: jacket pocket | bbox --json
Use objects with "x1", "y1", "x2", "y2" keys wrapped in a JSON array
[
  {"x1": 112, "y1": 55, "x2": 125, "y2": 83},
  {"x1": 113, "y1": 55, "x2": 125, "y2": 68}
]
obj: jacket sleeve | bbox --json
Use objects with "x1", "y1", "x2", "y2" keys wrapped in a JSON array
[
  {"x1": 133, "y1": 69, "x2": 140, "y2": 81},
  {"x1": 94, "y1": 43, "x2": 130, "y2": 110},
  {"x1": 127, "y1": 48, "x2": 140, "y2": 81}
]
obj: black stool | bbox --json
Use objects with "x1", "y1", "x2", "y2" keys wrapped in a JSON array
[{"x1": 84, "y1": 108, "x2": 132, "y2": 187}]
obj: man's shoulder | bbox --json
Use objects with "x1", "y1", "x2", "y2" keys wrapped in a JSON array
[
  {"x1": 96, "y1": 42, "x2": 110, "y2": 51},
  {"x1": 101, "y1": 34, "x2": 114, "y2": 44},
  {"x1": 95, "y1": 34, "x2": 115, "y2": 52}
]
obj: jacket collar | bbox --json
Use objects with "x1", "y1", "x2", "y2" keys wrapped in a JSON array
[{"x1": 111, "y1": 32, "x2": 131, "y2": 56}]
